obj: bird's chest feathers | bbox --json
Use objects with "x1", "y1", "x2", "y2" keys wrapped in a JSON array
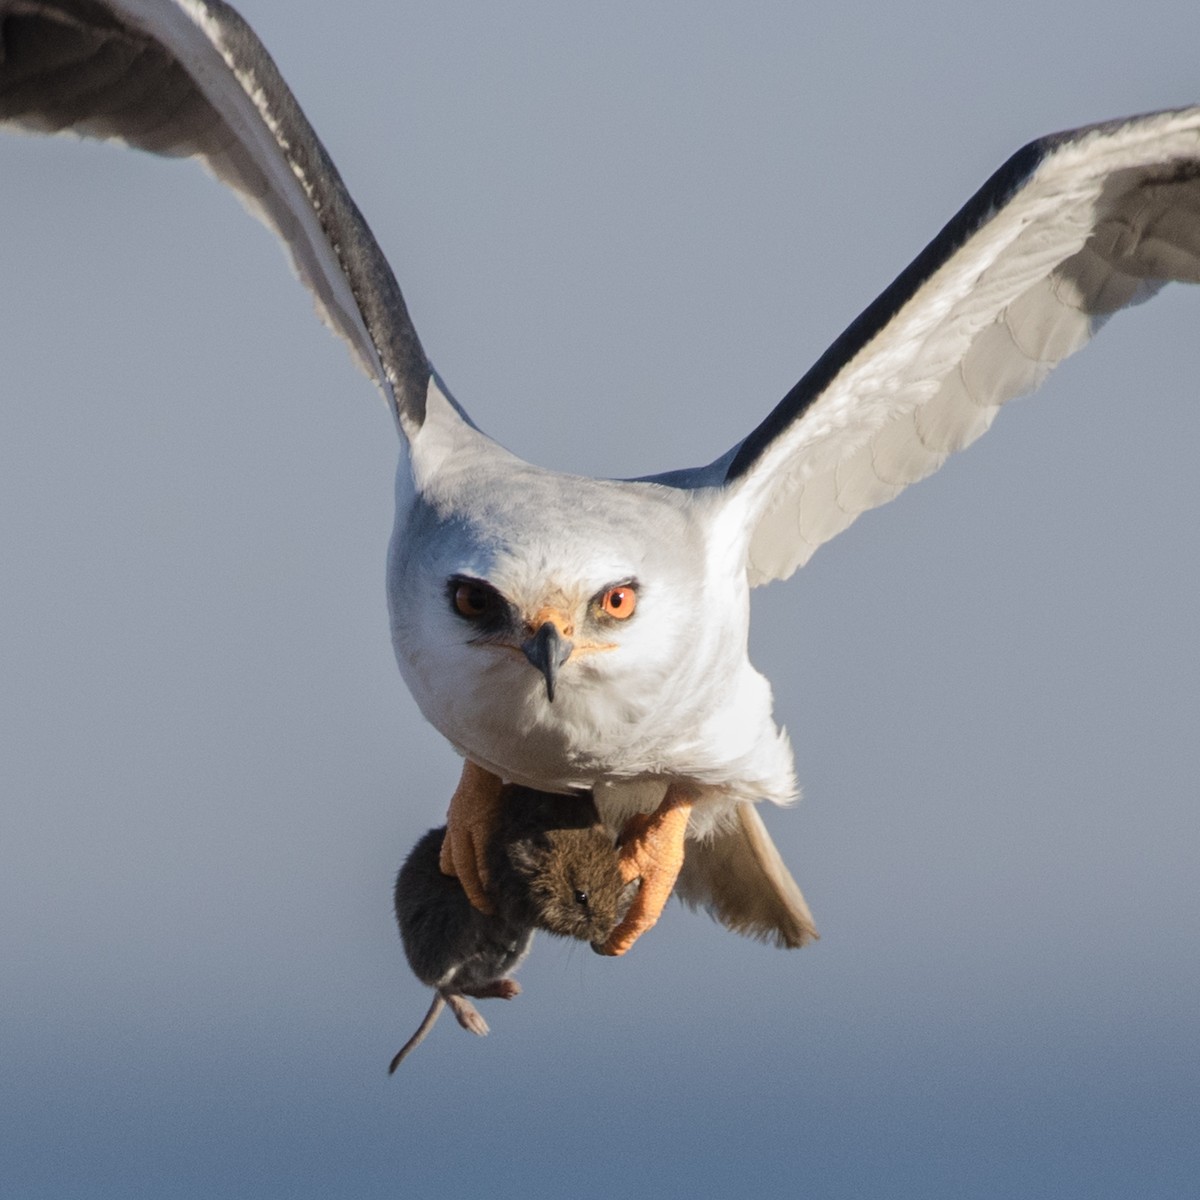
[
  {"x1": 401, "y1": 613, "x2": 743, "y2": 789},
  {"x1": 431, "y1": 649, "x2": 685, "y2": 787}
]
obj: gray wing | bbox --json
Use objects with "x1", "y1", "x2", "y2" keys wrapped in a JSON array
[
  {"x1": 663, "y1": 108, "x2": 1200, "y2": 585},
  {"x1": 675, "y1": 802, "x2": 818, "y2": 949},
  {"x1": 0, "y1": 0, "x2": 430, "y2": 437}
]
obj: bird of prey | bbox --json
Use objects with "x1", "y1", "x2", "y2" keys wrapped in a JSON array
[{"x1": 3, "y1": 0, "x2": 1199, "y2": 955}]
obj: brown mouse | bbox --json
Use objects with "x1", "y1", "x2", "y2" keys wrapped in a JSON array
[{"x1": 389, "y1": 785, "x2": 632, "y2": 1071}]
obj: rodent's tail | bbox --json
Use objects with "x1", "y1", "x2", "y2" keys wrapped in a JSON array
[{"x1": 387, "y1": 994, "x2": 445, "y2": 1074}]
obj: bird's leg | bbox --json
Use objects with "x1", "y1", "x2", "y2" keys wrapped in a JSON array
[
  {"x1": 599, "y1": 783, "x2": 696, "y2": 956},
  {"x1": 439, "y1": 759, "x2": 504, "y2": 915}
]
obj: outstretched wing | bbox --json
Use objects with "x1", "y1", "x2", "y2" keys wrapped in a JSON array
[
  {"x1": 696, "y1": 108, "x2": 1200, "y2": 586},
  {"x1": 0, "y1": 0, "x2": 430, "y2": 437}
]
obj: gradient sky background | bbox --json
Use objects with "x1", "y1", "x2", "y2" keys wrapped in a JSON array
[{"x1": 2, "y1": 2, "x2": 1198, "y2": 1197}]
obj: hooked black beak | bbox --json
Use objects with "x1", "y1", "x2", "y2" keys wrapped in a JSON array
[{"x1": 521, "y1": 621, "x2": 574, "y2": 702}]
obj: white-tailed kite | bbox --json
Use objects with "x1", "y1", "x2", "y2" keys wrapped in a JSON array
[{"x1": 3, "y1": 0, "x2": 1198, "y2": 955}]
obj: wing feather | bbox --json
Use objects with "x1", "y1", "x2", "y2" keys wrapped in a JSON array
[
  {"x1": 702, "y1": 108, "x2": 1200, "y2": 585},
  {"x1": 0, "y1": 0, "x2": 431, "y2": 436}
]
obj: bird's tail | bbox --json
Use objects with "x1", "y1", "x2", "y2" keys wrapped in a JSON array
[{"x1": 674, "y1": 802, "x2": 819, "y2": 948}]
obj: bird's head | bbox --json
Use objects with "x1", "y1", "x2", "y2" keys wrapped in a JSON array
[{"x1": 386, "y1": 459, "x2": 737, "y2": 729}]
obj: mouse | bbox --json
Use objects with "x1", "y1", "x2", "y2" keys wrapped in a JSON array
[{"x1": 389, "y1": 785, "x2": 633, "y2": 1071}]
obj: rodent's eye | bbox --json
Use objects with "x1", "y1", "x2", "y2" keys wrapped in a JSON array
[
  {"x1": 573, "y1": 889, "x2": 589, "y2": 909},
  {"x1": 449, "y1": 578, "x2": 499, "y2": 621},
  {"x1": 597, "y1": 583, "x2": 637, "y2": 621}
]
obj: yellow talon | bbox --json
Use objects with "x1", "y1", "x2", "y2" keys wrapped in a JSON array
[
  {"x1": 439, "y1": 760, "x2": 505, "y2": 915},
  {"x1": 600, "y1": 785, "x2": 695, "y2": 956}
]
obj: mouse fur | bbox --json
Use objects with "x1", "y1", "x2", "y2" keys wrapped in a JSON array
[{"x1": 389, "y1": 786, "x2": 632, "y2": 1071}]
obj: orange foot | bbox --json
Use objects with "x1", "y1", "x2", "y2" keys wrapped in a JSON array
[
  {"x1": 438, "y1": 760, "x2": 505, "y2": 914},
  {"x1": 599, "y1": 784, "x2": 696, "y2": 956}
]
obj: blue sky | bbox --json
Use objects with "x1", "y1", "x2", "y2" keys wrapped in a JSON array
[{"x1": 2, "y1": 2, "x2": 1198, "y2": 1197}]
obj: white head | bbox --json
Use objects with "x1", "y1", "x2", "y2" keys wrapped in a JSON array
[{"x1": 386, "y1": 452, "x2": 747, "y2": 783}]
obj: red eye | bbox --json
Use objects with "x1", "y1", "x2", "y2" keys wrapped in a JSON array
[
  {"x1": 452, "y1": 581, "x2": 496, "y2": 620},
  {"x1": 599, "y1": 585, "x2": 637, "y2": 620}
]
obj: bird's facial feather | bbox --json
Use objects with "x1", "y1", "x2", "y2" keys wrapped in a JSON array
[
  {"x1": 387, "y1": 461, "x2": 747, "y2": 767},
  {"x1": 445, "y1": 577, "x2": 638, "y2": 655}
]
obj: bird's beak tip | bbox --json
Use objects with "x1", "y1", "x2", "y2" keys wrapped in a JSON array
[{"x1": 521, "y1": 620, "x2": 573, "y2": 702}]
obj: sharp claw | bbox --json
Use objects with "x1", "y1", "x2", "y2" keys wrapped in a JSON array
[{"x1": 438, "y1": 823, "x2": 457, "y2": 876}]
